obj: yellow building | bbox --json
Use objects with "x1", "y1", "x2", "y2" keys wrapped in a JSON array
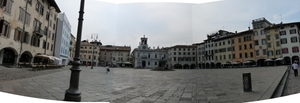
[{"x1": 265, "y1": 24, "x2": 282, "y2": 66}]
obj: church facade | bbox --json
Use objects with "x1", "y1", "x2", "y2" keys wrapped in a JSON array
[{"x1": 132, "y1": 36, "x2": 168, "y2": 69}]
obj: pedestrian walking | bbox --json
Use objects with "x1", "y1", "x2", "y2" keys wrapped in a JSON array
[
  {"x1": 106, "y1": 65, "x2": 110, "y2": 74},
  {"x1": 292, "y1": 61, "x2": 298, "y2": 77}
]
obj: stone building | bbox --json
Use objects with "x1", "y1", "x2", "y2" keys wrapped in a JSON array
[
  {"x1": 167, "y1": 45, "x2": 197, "y2": 69},
  {"x1": 132, "y1": 36, "x2": 168, "y2": 69},
  {"x1": 98, "y1": 45, "x2": 131, "y2": 67},
  {"x1": 0, "y1": 0, "x2": 61, "y2": 65}
]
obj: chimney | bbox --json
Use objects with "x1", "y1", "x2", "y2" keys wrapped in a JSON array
[
  {"x1": 248, "y1": 27, "x2": 250, "y2": 30},
  {"x1": 235, "y1": 31, "x2": 237, "y2": 34}
]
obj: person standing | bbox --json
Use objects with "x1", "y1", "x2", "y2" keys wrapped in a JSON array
[
  {"x1": 292, "y1": 62, "x2": 298, "y2": 77},
  {"x1": 106, "y1": 65, "x2": 110, "y2": 74}
]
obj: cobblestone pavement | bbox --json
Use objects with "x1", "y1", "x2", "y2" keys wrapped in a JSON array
[
  {"x1": 283, "y1": 66, "x2": 300, "y2": 96},
  {"x1": 0, "y1": 66, "x2": 69, "y2": 82},
  {"x1": 0, "y1": 66, "x2": 287, "y2": 103}
]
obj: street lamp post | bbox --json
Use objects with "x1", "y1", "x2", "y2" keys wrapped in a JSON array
[
  {"x1": 64, "y1": 0, "x2": 85, "y2": 101},
  {"x1": 90, "y1": 33, "x2": 98, "y2": 69}
]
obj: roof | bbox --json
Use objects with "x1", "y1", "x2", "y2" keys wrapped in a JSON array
[
  {"x1": 170, "y1": 45, "x2": 197, "y2": 48},
  {"x1": 99, "y1": 45, "x2": 131, "y2": 51},
  {"x1": 48, "y1": 0, "x2": 61, "y2": 13}
]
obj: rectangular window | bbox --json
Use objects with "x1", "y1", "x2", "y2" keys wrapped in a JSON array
[
  {"x1": 267, "y1": 35, "x2": 271, "y2": 40},
  {"x1": 254, "y1": 31, "x2": 258, "y2": 36},
  {"x1": 0, "y1": 20, "x2": 10, "y2": 38},
  {"x1": 229, "y1": 54, "x2": 231, "y2": 59},
  {"x1": 228, "y1": 40, "x2": 230, "y2": 44},
  {"x1": 51, "y1": 44, "x2": 53, "y2": 51},
  {"x1": 290, "y1": 29, "x2": 297, "y2": 34},
  {"x1": 239, "y1": 53, "x2": 242, "y2": 58},
  {"x1": 291, "y1": 37, "x2": 298, "y2": 43},
  {"x1": 267, "y1": 43, "x2": 271, "y2": 48},
  {"x1": 232, "y1": 54, "x2": 235, "y2": 59},
  {"x1": 42, "y1": 40, "x2": 46, "y2": 49},
  {"x1": 268, "y1": 51, "x2": 273, "y2": 56},
  {"x1": 47, "y1": 42, "x2": 49, "y2": 50},
  {"x1": 275, "y1": 34, "x2": 279, "y2": 39},
  {"x1": 18, "y1": 7, "x2": 31, "y2": 25},
  {"x1": 292, "y1": 47, "x2": 299, "y2": 53},
  {"x1": 280, "y1": 38, "x2": 287, "y2": 44},
  {"x1": 239, "y1": 45, "x2": 242, "y2": 50},
  {"x1": 238, "y1": 38, "x2": 241, "y2": 43},
  {"x1": 276, "y1": 41, "x2": 280, "y2": 47},
  {"x1": 279, "y1": 31, "x2": 286, "y2": 36},
  {"x1": 14, "y1": 28, "x2": 22, "y2": 41},
  {"x1": 215, "y1": 56, "x2": 218, "y2": 60},
  {"x1": 276, "y1": 50, "x2": 281, "y2": 55},
  {"x1": 261, "y1": 39, "x2": 266, "y2": 45},
  {"x1": 223, "y1": 55, "x2": 226, "y2": 59},
  {"x1": 261, "y1": 30, "x2": 265, "y2": 35},
  {"x1": 255, "y1": 50, "x2": 259, "y2": 56},
  {"x1": 245, "y1": 53, "x2": 248, "y2": 58},
  {"x1": 255, "y1": 40, "x2": 259, "y2": 45},
  {"x1": 263, "y1": 49, "x2": 267, "y2": 55},
  {"x1": 282, "y1": 48, "x2": 288, "y2": 54},
  {"x1": 232, "y1": 39, "x2": 234, "y2": 44},
  {"x1": 4, "y1": 0, "x2": 12, "y2": 14},
  {"x1": 36, "y1": 1, "x2": 44, "y2": 15}
]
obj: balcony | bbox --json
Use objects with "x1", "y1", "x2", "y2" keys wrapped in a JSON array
[{"x1": 33, "y1": 26, "x2": 43, "y2": 38}]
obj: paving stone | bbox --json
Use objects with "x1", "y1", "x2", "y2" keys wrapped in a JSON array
[{"x1": 0, "y1": 66, "x2": 289, "y2": 102}]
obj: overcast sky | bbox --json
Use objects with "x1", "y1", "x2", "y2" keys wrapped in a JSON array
[{"x1": 55, "y1": 0, "x2": 300, "y2": 49}]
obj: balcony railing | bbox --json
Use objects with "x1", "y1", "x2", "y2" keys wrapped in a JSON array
[{"x1": 33, "y1": 26, "x2": 43, "y2": 38}]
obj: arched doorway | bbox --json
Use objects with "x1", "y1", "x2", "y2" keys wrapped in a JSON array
[
  {"x1": 174, "y1": 64, "x2": 182, "y2": 69},
  {"x1": 257, "y1": 59, "x2": 266, "y2": 67},
  {"x1": 190, "y1": 64, "x2": 196, "y2": 69},
  {"x1": 283, "y1": 56, "x2": 291, "y2": 65},
  {"x1": 1, "y1": 48, "x2": 17, "y2": 64},
  {"x1": 292, "y1": 56, "x2": 299, "y2": 64},
  {"x1": 19, "y1": 51, "x2": 33, "y2": 63},
  {"x1": 216, "y1": 62, "x2": 221, "y2": 68},
  {"x1": 210, "y1": 63, "x2": 215, "y2": 69},
  {"x1": 183, "y1": 64, "x2": 189, "y2": 69},
  {"x1": 205, "y1": 63, "x2": 210, "y2": 69}
]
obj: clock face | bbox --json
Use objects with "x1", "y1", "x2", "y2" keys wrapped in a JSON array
[{"x1": 143, "y1": 46, "x2": 146, "y2": 49}]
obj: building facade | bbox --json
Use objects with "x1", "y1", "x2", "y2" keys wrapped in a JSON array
[
  {"x1": 193, "y1": 42, "x2": 205, "y2": 69},
  {"x1": 252, "y1": 17, "x2": 272, "y2": 66},
  {"x1": 54, "y1": 13, "x2": 71, "y2": 65},
  {"x1": 278, "y1": 22, "x2": 300, "y2": 64},
  {"x1": 0, "y1": 0, "x2": 60, "y2": 65},
  {"x1": 99, "y1": 45, "x2": 131, "y2": 67},
  {"x1": 133, "y1": 36, "x2": 168, "y2": 69},
  {"x1": 79, "y1": 40, "x2": 101, "y2": 66},
  {"x1": 167, "y1": 45, "x2": 197, "y2": 69}
]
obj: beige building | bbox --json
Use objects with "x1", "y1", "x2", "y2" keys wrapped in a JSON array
[
  {"x1": 0, "y1": 0, "x2": 60, "y2": 65},
  {"x1": 265, "y1": 24, "x2": 282, "y2": 65},
  {"x1": 79, "y1": 40, "x2": 101, "y2": 66},
  {"x1": 99, "y1": 45, "x2": 131, "y2": 67},
  {"x1": 252, "y1": 17, "x2": 272, "y2": 66},
  {"x1": 167, "y1": 45, "x2": 197, "y2": 69},
  {"x1": 214, "y1": 35, "x2": 234, "y2": 68}
]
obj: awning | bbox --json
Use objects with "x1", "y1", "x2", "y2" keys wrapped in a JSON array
[
  {"x1": 122, "y1": 62, "x2": 132, "y2": 64},
  {"x1": 47, "y1": 56, "x2": 60, "y2": 60},
  {"x1": 222, "y1": 62, "x2": 231, "y2": 65},
  {"x1": 264, "y1": 59, "x2": 274, "y2": 62},
  {"x1": 243, "y1": 61, "x2": 253, "y2": 64},
  {"x1": 35, "y1": 55, "x2": 49, "y2": 58},
  {"x1": 275, "y1": 58, "x2": 284, "y2": 61},
  {"x1": 232, "y1": 62, "x2": 242, "y2": 64}
]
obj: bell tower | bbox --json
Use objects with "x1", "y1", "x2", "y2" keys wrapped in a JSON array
[{"x1": 139, "y1": 35, "x2": 148, "y2": 49}]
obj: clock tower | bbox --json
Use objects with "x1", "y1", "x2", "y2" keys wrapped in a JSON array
[{"x1": 139, "y1": 35, "x2": 148, "y2": 50}]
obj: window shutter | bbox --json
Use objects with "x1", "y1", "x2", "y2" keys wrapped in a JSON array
[{"x1": 0, "y1": 20, "x2": 4, "y2": 33}]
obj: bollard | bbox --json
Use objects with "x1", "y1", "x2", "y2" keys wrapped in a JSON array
[{"x1": 243, "y1": 73, "x2": 252, "y2": 92}]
